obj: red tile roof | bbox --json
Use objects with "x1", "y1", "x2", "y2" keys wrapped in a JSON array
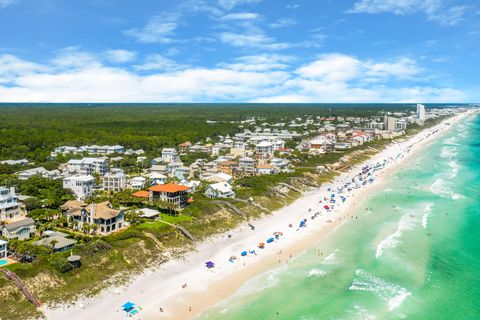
[{"x1": 148, "y1": 183, "x2": 189, "y2": 193}]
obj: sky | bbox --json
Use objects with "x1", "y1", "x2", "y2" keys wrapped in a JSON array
[{"x1": 0, "y1": 0, "x2": 479, "y2": 103}]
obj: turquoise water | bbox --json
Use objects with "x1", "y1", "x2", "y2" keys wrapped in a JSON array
[
  {"x1": 0, "y1": 259, "x2": 8, "y2": 267},
  {"x1": 199, "y1": 112, "x2": 480, "y2": 320}
]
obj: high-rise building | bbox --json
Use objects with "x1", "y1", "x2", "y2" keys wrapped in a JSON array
[{"x1": 416, "y1": 104, "x2": 426, "y2": 125}]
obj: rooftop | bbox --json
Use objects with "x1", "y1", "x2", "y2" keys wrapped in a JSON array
[{"x1": 148, "y1": 183, "x2": 189, "y2": 193}]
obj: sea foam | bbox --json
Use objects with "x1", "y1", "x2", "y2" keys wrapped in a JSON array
[
  {"x1": 430, "y1": 178, "x2": 464, "y2": 200},
  {"x1": 349, "y1": 269, "x2": 411, "y2": 311},
  {"x1": 322, "y1": 249, "x2": 339, "y2": 264},
  {"x1": 440, "y1": 146, "x2": 457, "y2": 159},
  {"x1": 307, "y1": 268, "x2": 327, "y2": 277},
  {"x1": 375, "y1": 214, "x2": 415, "y2": 258}
]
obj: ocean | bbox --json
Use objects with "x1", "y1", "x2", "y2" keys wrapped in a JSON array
[{"x1": 198, "y1": 112, "x2": 480, "y2": 320}]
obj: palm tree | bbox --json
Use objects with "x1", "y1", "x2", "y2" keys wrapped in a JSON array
[
  {"x1": 90, "y1": 223, "x2": 98, "y2": 236},
  {"x1": 50, "y1": 239, "x2": 58, "y2": 251}
]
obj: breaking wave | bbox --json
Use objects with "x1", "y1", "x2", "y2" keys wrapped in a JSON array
[
  {"x1": 448, "y1": 160, "x2": 459, "y2": 178},
  {"x1": 308, "y1": 268, "x2": 327, "y2": 278},
  {"x1": 375, "y1": 214, "x2": 415, "y2": 258},
  {"x1": 322, "y1": 249, "x2": 339, "y2": 264},
  {"x1": 421, "y1": 203, "x2": 434, "y2": 229},
  {"x1": 349, "y1": 269, "x2": 411, "y2": 311},
  {"x1": 430, "y1": 178, "x2": 464, "y2": 200},
  {"x1": 440, "y1": 146, "x2": 457, "y2": 159}
]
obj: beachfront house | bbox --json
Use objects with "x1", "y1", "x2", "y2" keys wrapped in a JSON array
[
  {"x1": 255, "y1": 141, "x2": 274, "y2": 157},
  {"x1": 130, "y1": 176, "x2": 147, "y2": 189},
  {"x1": 148, "y1": 183, "x2": 189, "y2": 207},
  {"x1": 103, "y1": 168, "x2": 126, "y2": 191},
  {"x1": 148, "y1": 172, "x2": 168, "y2": 185},
  {"x1": 2, "y1": 217, "x2": 36, "y2": 240},
  {"x1": 16, "y1": 167, "x2": 60, "y2": 180},
  {"x1": 217, "y1": 160, "x2": 238, "y2": 176},
  {"x1": 205, "y1": 172, "x2": 233, "y2": 184},
  {"x1": 256, "y1": 164, "x2": 274, "y2": 175},
  {"x1": 0, "y1": 186, "x2": 20, "y2": 222},
  {"x1": 33, "y1": 232, "x2": 77, "y2": 252},
  {"x1": 205, "y1": 182, "x2": 235, "y2": 199},
  {"x1": 63, "y1": 175, "x2": 95, "y2": 199},
  {"x1": 0, "y1": 239, "x2": 7, "y2": 258},
  {"x1": 60, "y1": 200, "x2": 125, "y2": 236}
]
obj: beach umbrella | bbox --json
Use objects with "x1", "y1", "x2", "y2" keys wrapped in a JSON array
[
  {"x1": 205, "y1": 261, "x2": 215, "y2": 268},
  {"x1": 267, "y1": 238, "x2": 274, "y2": 243},
  {"x1": 273, "y1": 232, "x2": 283, "y2": 237},
  {"x1": 324, "y1": 205, "x2": 330, "y2": 209},
  {"x1": 241, "y1": 251, "x2": 247, "y2": 256},
  {"x1": 258, "y1": 243, "x2": 265, "y2": 248}
]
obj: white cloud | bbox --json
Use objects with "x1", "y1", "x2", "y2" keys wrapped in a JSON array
[
  {"x1": 350, "y1": 0, "x2": 466, "y2": 26},
  {"x1": 104, "y1": 49, "x2": 137, "y2": 63},
  {"x1": 218, "y1": 0, "x2": 261, "y2": 11},
  {"x1": 124, "y1": 15, "x2": 178, "y2": 43},
  {"x1": 133, "y1": 54, "x2": 185, "y2": 71},
  {"x1": 221, "y1": 12, "x2": 259, "y2": 20},
  {"x1": 0, "y1": 52, "x2": 466, "y2": 103},
  {"x1": 0, "y1": 0, "x2": 18, "y2": 8},
  {"x1": 285, "y1": 4, "x2": 299, "y2": 9},
  {"x1": 218, "y1": 54, "x2": 294, "y2": 71},
  {"x1": 269, "y1": 18, "x2": 296, "y2": 28},
  {"x1": 219, "y1": 32, "x2": 291, "y2": 50}
]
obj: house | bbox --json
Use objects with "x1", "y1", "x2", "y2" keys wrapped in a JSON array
[
  {"x1": 205, "y1": 182, "x2": 235, "y2": 199},
  {"x1": 179, "y1": 180, "x2": 201, "y2": 193},
  {"x1": 178, "y1": 141, "x2": 192, "y2": 153},
  {"x1": 0, "y1": 186, "x2": 20, "y2": 221},
  {"x1": 132, "y1": 190, "x2": 149, "y2": 198},
  {"x1": 61, "y1": 200, "x2": 125, "y2": 236},
  {"x1": 16, "y1": 167, "x2": 48, "y2": 180},
  {"x1": 2, "y1": 217, "x2": 36, "y2": 240},
  {"x1": 150, "y1": 164, "x2": 168, "y2": 174},
  {"x1": 205, "y1": 172, "x2": 233, "y2": 184},
  {"x1": 148, "y1": 183, "x2": 189, "y2": 207},
  {"x1": 238, "y1": 157, "x2": 255, "y2": 176},
  {"x1": 103, "y1": 168, "x2": 126, "y2": 191},
  {"x1": 256, "y1": 141, "x2": 274, "y2": 157},
  {"x1": 278, "y1": 148, "x2": 291, "y2": 156},
  {"x1": 0, "y1": 159, "x2": 28, "y2": 166},
  {"x1": 67, "y1": 157, "x2": 109, "y2": 176},
  {"x1": 63, "y1": 175, "x2": 95, "y2": 199},
  {"x1": 161, "y1": 148, "x2": 179, "y2": 163},
  {"x1": 130, "y1": 176, "x2": 146, "y2": 189},
  {"x1": 217, "y1": 160, "x2": 238, "y2": 176},
  {"x1": 256, "y1": 164, "x2": 274, "y2": 175},
  {"x1": 270, "y1": 158, "x2": 291, "y2": 172},
  {"x1": 138, "y1": 208, "x2": 160, "y2": 219},
  {"x1": 33, "y1": 232, "x2": 77, "y2": 252},
  {"x1": 148, "y1": 172, "x2": 167, "y2": 185},
  {"x1": 0, "y1": 239, "x2": 7, "y2": 258}
]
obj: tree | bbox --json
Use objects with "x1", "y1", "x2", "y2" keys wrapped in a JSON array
[
  {"x1": 23, "y1": 197, "x2": 42, "y2": 212},
  {"x1": 50, "y1": 239, "x2": 58, "y2": 251}
]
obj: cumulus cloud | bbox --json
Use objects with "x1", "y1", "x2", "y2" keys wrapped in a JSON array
[
  {"x1": 269, "y1": 18, "x2": 296, "y2": 28},
  {"x1": 0, "y1": 51, "x2": 465, "y2": 103},
  {"x1": 350, "y1": 0, "x2": 466, "y2": 26}
]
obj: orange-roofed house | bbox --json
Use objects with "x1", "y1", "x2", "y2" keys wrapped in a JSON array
[
  {"x1": 132, "y1": 190, "x2": 149, "y2": 198},
  {"x1": 148, "y1": 183, "x2": 189, "y2": 207}
]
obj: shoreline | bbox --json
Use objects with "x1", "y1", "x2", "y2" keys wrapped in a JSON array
[{"x1": 43, "y1": 110, "x2": 475, "y2": 320}]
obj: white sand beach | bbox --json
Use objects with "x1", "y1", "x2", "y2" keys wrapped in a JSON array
[{"x1": 43, "y1": 110, "x2": 474, "y2": 320}]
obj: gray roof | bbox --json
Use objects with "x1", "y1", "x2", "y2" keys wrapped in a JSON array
[
  {"x1": 34, "y1": 236, "x2": 77, "y2": 249},
  {"x1": 4, "y1": 218, "x2": 35, "y2": 232}
]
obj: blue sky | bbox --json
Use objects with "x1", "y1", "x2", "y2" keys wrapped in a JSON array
[{"x1": 0, "y1": 0, "x2": 479, "y2": 102}]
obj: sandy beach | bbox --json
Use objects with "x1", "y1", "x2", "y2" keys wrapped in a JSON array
[{"x1": 43, "y1": 110, "x2": 474, "y2": 320}]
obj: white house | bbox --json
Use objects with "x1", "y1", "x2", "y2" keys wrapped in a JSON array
[
  {"x1": 0, "y1": 239, "x2": 7, "y2": 258},
  {"x1": 2, "y1": 217, "x2": 36, "y2": 240},
  {"x1": 205, "y1": 172, "x2": 233, "y2": 184},
  {"x1": 16, "y1": 167, "x2": 52, "y2": 180},
  {"x1": 0, "y1": 159, "x2": 28, "y2": 166},
  {"x1": 161, "y1": 148, "x2": 179, "y2": 163},
  {"x1": 270, "y1": 158, "x2": 291, "y2": 172},
  {"x1": 63, "y1": 175, "x2": 95, "y2": 199},
  {"x1": 130, "y1": 176, "x2": 147, "y2": 189},
  {"x1": 205, "y1": 182, "x2": 235, "y2": 199},
  {"x1": 67, "y1": 157, "x2": 109, "y2": 176},
  {"x1": 256, "y1": 141, "x2": 273, "y2": 156},
  {"x1": 0, "y1": 186, "x2": 20, "y2": 222},
  {"x1": 103, "y1": 168, "x2": 126, "y2": 191},
  {"x1": 148, "y1": 172, "x2": 167, "y2": 185},
  {"x1": 256, "y1": 164, "x2": 274, "y2": 175}
]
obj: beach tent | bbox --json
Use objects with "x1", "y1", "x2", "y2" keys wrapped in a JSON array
[
  {"x1": 122, "y1": 302, "x2": 135, "y2": 312},
  {"x1": 324, "y1": 205, "x2": 330, "y2": 209},
  {"x1": 267, "y1": 238, "x2": 274, "y2": 243},
  {"x1": 205, "y1": 261, "x2": 215, "y2": 268},
  {"x1": 258, "y1": 243, "x2": 265, "y2": 249},
  {"x1": 241, "y1": 251, "x2": 247, "y2": 256}
]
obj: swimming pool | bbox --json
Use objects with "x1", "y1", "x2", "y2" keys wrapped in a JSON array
[{"x1": 0, "y1": 259, "x2": 8, "y2": 267}]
